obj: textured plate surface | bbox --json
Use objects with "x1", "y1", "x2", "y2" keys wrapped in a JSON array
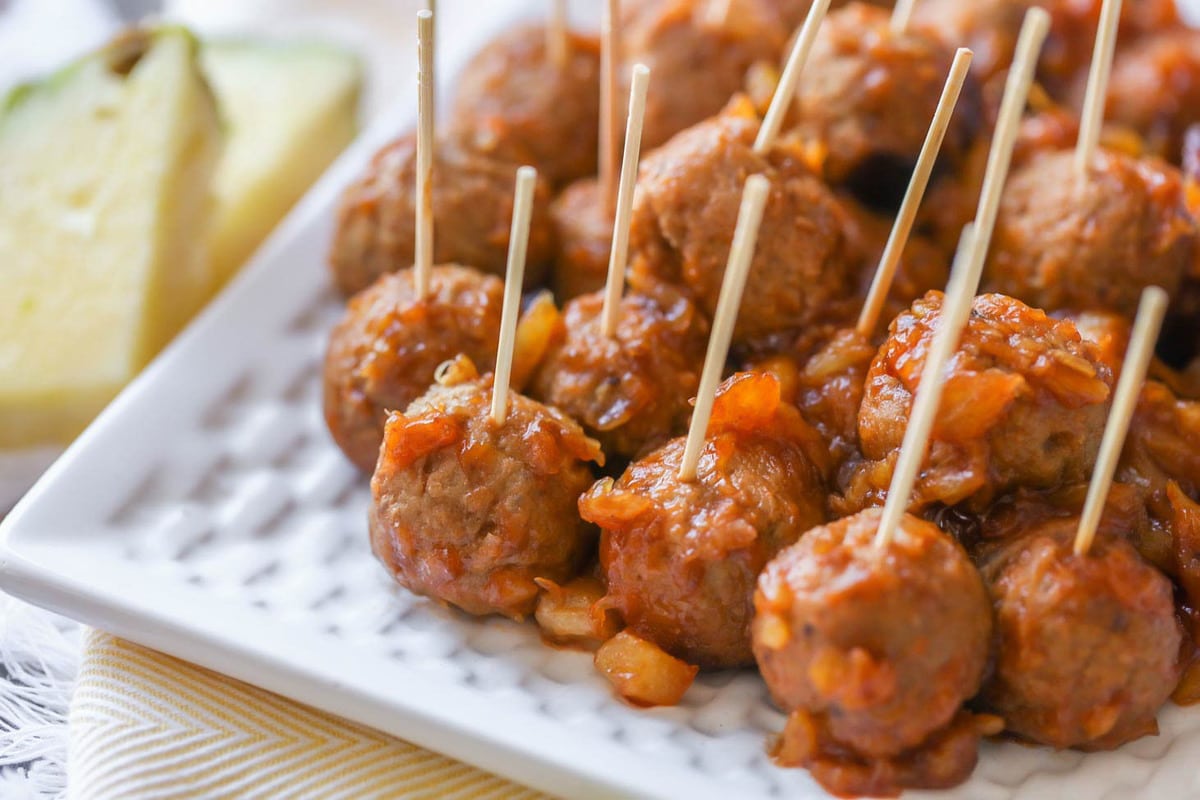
[{"x1": 4, "y1": 3, "x2": 1200, "y2": 799}]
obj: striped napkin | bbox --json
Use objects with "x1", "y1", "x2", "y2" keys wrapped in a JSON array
[{"x1": 68, "y1": 630, "x2": 549, "y2": 799}]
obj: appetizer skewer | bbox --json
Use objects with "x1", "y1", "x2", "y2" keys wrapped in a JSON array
[
  {"x1": 580, "y1": 175, "x2": 831, "y2": 669},
  {"x1": 983, "y1": 0, "x2": 1198, "y2": 317},
  {"x1": 369, "y1": 166, "x2": 603, "y2": 619},
  {"x1": 532, "y1": 66, "x2": 711, "y2": 460},
  {"x1": 752, "y1": 228, "x2": 996, "y2": 798},
  {"x1": 324, "y1": 10, "x2": 507, "y2": 470},
  {"x1": 975, "y1": 288, "x2": 1183, "y2": 750}
]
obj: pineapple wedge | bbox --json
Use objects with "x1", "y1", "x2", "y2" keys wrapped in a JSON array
[
  {"x1": 202, "y1": 40, "x2": 360, "y2": 286},
  {"x1": 0, "y1": 28, "x2": 222, "y2": 447}
]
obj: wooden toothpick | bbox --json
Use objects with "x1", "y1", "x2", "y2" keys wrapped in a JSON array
[
  {"x1": 1074, "y1": 286, "x2": 1169, "y2": 555},
  {"x1": 1075, "y1": 0, "x2": 1124, "y2": 175},
  {"x1": 960, "y1": 8, "x2": 1050, "y2": 290},
  {"x1": 874, "y1": 226, "x2": 978, "y2": 549},
  {"x1": 857, "y1": 47, "x2": 973, "y2": 337},
  {"x1": 678, "y1": 175, "x2": 771, "y2": 482},
  {"x1": 891, "y1": 0, "x2": 917, "y2": 35},
  {"x1": 490, "y1": 167, "x2": 539, "y2": 425},
  {"x1": 548, "y1": 0, "x2": 570, "y2": 67},
  {"x1": 704, "y1": 0, "x2": 734, "y2": 28},
  {"x1": 415, "y1": 10, "x2": 435, "y2": 301},
  {"x1": 873, "y1": 9, "x2": 1052, "y2": 549},
  {"x1": 600, "y1": 0, "x2": 621, "y2": 215},
  {"x1": 600, "y1": 64, "x2": 650, "y2": 339},
  {"x1": 753, "y1": 0, "x2": 833, "y2": 155}
]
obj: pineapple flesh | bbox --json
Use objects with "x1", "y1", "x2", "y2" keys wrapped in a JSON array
[{"x1": 0, "y1": 28, "x2": 223, "y2": 447}]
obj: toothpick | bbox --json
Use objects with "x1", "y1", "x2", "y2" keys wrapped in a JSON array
[
  {"x1": 601, "y1": 64, "x2": 650, "y2": 339},
  {"x1": 873, "y1": 10, "x2": 1051, "y2": 549},
  {"x1": 754, "y1": 0, "x2": 833, "y2": 155},
  {"x1": 961, "y1": 8, "x2": 1050, "y2": 289},
  {"x1": 490, "y1": 167, "x2": 539, "y2": 426},
  {"x1": 874, "y1": 226, "x2": 979, "y2": 549},
  {"x1": 857, "y1": 47, "x2": 973, "y2": 337},
  {"x1": 415, "y1": 9, "x2": 435, "y2": 300},
  {"x1": 704, "y1": 0, "x2": 734, "y2": 28},
  {"x1": 1075, "y1": 0, "x2": 1123, "y2": 175},
  {"x1": 678, "y1": 175, "x2": 771, "y2": 482},
  {"x1": 1074, "y1": 286, "x2": 1169, "y2": 555},
  {"x1": 891, "y1": 0, "x2": 917, "y2": 34},
  {"x1": 600, "y1": 0, "x2": 620, "y2": 215},
  {"x1": 548, "y1": 0, "x2": 569, "y2": 67}
]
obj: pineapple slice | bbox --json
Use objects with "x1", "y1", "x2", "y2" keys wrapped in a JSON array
[
  {"x1": 0, "y1": 28, "x2": 222, "y2": 447},
  {"x1": 202, "y1": 40, "x2": 360, "y2": 286}
]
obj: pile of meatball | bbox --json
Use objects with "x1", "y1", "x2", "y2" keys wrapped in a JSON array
[{"x1": 322, "y1": 1, "x2": 1200, "y2": 796}]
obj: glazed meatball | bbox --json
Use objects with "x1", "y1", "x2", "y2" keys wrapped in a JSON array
[
  {"x1": 916, "y1": 101, "x2": 1081, "y2": 256},
  {"x1": 790, "y1": 3, "x2": 979, "y2": 202},
  {"x1": 447, "y1": 25, "x2": 600, "y2": 186},
  {"x1": 369, "y1": 358, "x2": 603, "y2": 619},
  {"x1": 753, "y1": 508, "x2": 993, "y2": 796},
  {"x1": 622, "y1": 0, "x2": 787, "y2": 150},
  {"x1": 984, "y1": 148, "x2": 1196, "y2": 317},
  {"x1": 849, "y1": 292, "x2": 1114, "y2": 513},
  {"x1": 323, "y1": 266, "x2": 503, "y2": 472},
  {"x1": 579, "y1": 371, "x2": 830, "y2": 668},
  {"x1": 329, "y1": 132, "x2": 555, "y2": 296},
  {"x1": 975, "y1": 509, "x2": 1183, "y2": 749},
  {"x1": 1102, "y1": 30, "x2": 1200, "y2": 164},
  {"x1": 530, "y1": 289, "x2": 709, "y2": 461},
  {"x1": 628, "y1": 99, "x2": 858, "y2": 350},
  {"x1": 912, "y1": 0, "x2": 1176, "y2": 93},
  {"x1": 550, "y1": 178, "x2": 612, "y2": 301}
]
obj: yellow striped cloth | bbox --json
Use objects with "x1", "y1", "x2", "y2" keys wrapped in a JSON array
[{"x1": 68, "y1": 630, "x2": 550, "y2": 800}]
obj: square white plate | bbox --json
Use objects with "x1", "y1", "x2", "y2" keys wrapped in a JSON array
[{"x1": 4, "y1": 3, "x2": 1200, "y2": 798}]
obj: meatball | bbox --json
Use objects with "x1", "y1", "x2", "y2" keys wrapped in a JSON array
[
  {"x1": 323, "y1": 266, "x2": 503, "y2": 472},
  {"x1": 550, "y1": 178, "x2": 612, "y2": 301},
  {"x1": 621, "y1": 0, "x2": 787, "y2": 151},
  {"x1": 916, "y1": 102, "x2": 1080, "y2": 256},
  {"x1": 789, "y1": 3, "x2": 980, "y2": 202},
  {"x1": 530, "y1": 289, "x2": 709, "y2": 461},
  {"x1": 369, "y1": 358, "x2": 603, "y2": 619},
  {"x1": 329, "y1": 132, "x2": 555, "y2": 296},
  {"x1": 912, "y1": 0, "x2": 1176, "y2": 93},
  {"x1": 447, "y1": 25, "x2": 600, "y2": 186},
  {"x1": 1102, "y1": 30, "x2": 1200, "y2": 164},
  {"x1": 753, "y1": 508, "x2": 993, "y2": 796},
  {"x1": 628, "y1": 99, "x2": 858, "y2": 349},
  {"x1": 579, "y1": 371, "x2": 830, "y2": 668},
  {"x1": 984, "y1": 148, "x2": 1196, "y2": 317},
  {"x1": 975, "y1": 509, "x2": 1183, "y2": 749},
  {"x1": 849, "y1": 292, "x2": 1114, "y2": 513}
]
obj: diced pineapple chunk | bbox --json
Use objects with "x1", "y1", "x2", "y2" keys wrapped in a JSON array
[
  {"x1": 201, "y1": 39, "x2": 360, "y2": 285},
  {"x1": 0, "y1": 27, "x2": 222, "y2": 447},
  {"x1": 595, "y1": 631, "x2": 698, "y2": 707}
]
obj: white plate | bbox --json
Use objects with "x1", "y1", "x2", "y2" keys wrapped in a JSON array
[{"x1": 4, "y1": 4, "x2": 1200, "y2": 799}]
